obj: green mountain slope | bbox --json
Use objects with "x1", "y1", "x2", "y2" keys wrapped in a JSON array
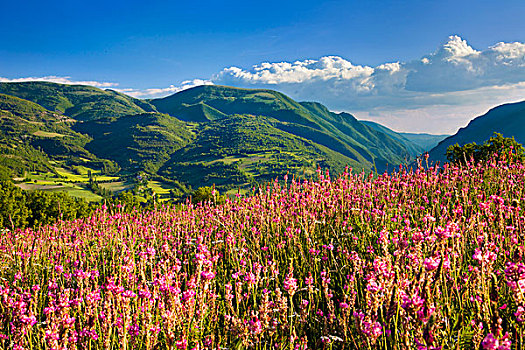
[
  {"x1": 0, "y1": 82, "x2": 157, "y2": 121},
  {"x1": 73, "y1": 112, "x2": 195, "y2": 173},
  {"x1": 299, "y1": 102, "x2": 417, "y2": 169},
  {"x1": 151, "y1": 85, "x2": 416, "y2": 173},
  {"x1": 0, "y1": 94, "x2": 116, "y2": 176},
  {"x1": 159, "y1": 114, "x2": 362, "y2": 190},
  {"x1": 0, "y1": 82, "x2": 427, "y2": 195},
  {"x1": 428, "y1": 100, "x2": 525, "y2": 163},
  {"x1": 150, "y1": 85, "x2": 321, "y2": 126},
  {"x1": 361, "y1": 120, "x2": 424, "y2": 156}
]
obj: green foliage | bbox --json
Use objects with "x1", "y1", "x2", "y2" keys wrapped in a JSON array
[
  {"x1": 104, "y1": 190, "x2": 144, "y2": 212},
  {"x1": 0, "y1": 166, "x2": 12, "y2": 182},
  {"x1": 446, "y1": 132, "x2": 525, "y2": 164},
  {"x1": 0, "y1": 93, "x2": 49, "y2": 118},
  {"x1": 73, "y1": 112, "x2": 194, "y2": 174},
  {"x1": 0, "y1": 178, "x2": 173, "y2": 229},
  {"x1": 0, "y1": 142, "x2": 54, "y2": 176},
  {"x1": 0, "y1": 181, "x2": 93, "y2": 229},
  {"x1": 87, "y1": 178, "x2": 112, "y2": 198},
  {"x1": 0, "y1": 181, "x2": 30, "y2": 229},
  {"x1": 159, "y1": 114, "x2": 363, "y2": 192},
  {"x1": 190, "y1": 186, "x2": 225, "y2": 204},
  {"x1": 0, "y1": 93, "x2": 119, "y2": 176}
]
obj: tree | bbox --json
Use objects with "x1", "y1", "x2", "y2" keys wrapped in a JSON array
[
  {"x1": 191, "y1": 186, "x2": 225, "y2": 204},
  {"x1": 446, "y1": 133, "x2": 525, "y2": 165},
  {"x1": 0, "y1": 181, "x2": 93, "y2": 229},
  {"x1": 0, "y1": 181, "x2": 29, "y2": 229}
]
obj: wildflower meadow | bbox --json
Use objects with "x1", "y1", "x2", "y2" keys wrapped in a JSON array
[{"x1": 1, "y1": 156, "x2": 525, "y2": 349}]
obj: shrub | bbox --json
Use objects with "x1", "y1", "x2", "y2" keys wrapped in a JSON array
[{"x1": 446, "y1": 132, "x2": 525, "y2": 164}]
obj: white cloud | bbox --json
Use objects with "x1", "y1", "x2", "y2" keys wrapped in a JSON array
[
  {"x1": 405, "y1": 36, "x2": 525, "y2": 92},
  {"x1": 355, "y1": 82, "x2": 525, "y2": 134},
  {"x1": 3, "y1": 36, "x2": 524, "y2": 133},
  {"x1": 209, "y1": 35, "x2": 525, "y2": 133},
  {"x1": 121, "y1": 79, "x2": 213, "y2": 98},
  {"x1": 435, "y1": 35, "x2": 480, "y2": 60},
  {"x1": 0, "y1": 75, "x2": 214, "y2": 100},
  {"x1": 0, "y1": 75, "x2": 118, "y2": 88},
  {"x1": 216, "y1": 56, "x2": 374, "y2": 89}
]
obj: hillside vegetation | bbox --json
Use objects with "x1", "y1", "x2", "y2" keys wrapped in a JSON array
[
  {"x1": 151, "y1": 85, "x2": 417, "y2": 175},
  {"x1": 0, "y1": 82, "x2": 156, "y2": 121},
  {"x1": 0, "y1": 82, "x2": 426, "y2": 198},
  {"x1": 0, "y1": 93, "x2": 116, "y2": 177}
]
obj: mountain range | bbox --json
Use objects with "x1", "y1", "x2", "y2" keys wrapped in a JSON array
[{"x1": 0, "y1": 81, "x2": 450, "y2": 196}]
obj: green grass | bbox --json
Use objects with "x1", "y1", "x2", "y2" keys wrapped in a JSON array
[
  {"x1": 70, "y1": 165, "x2": 93, "y2": 175},
  {"x1": 23, "y1": 172, "x2": 59, "y2": 183},
  {"x1": 54, "y1": 168, "x2": 87, "y2": 182},
  {"x1": 98, "y1": 181, "x2": 131, "y2": 193},
  {"x1": 33, "y1": 130, "x2": 64, "y2": 138},
  {"x1": 204, "y1": 156, "x2": 242, "y2": 166},
  {"x1": 15, "y1": 182, "x2": 101, "y2": 202},
  {"x1": 148, "y1": 180, "x2": 177, "y2": 195},
  {"x1": 27, "y1": 180, "x2": 57, "y2": 185},
  {"x1": 19, "y1": 168, "x2": 119, "y2": 201},
  {"x1": 54, "y1": 167, "x2": 119, "y2": 182},
  {"x1": 17, "y1": 183, "x2": 65, "y2": 190},
  {"x1": 45, "y1": 185, "x2": 103, "y2": 202},
  {"x1": 225, "y1": 187, "x2": 249, "y2": 196}
]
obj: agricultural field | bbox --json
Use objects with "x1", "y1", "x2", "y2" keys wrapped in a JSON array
[
  {"x1": 1, "y1": 158, "x2": 524, "y2": 349},
  {"x1": 145, "y1": 180, "x2": 179, "y2": 201},
  {"x1": 16, "y1": 182, "x2": 103, "y2": 202},
  {"x1": 54, "y1": 166, "x2": 119, "y2": 182},
  {"x1": 32, "y1": 131, "x2": 64, "y2": 138},
  {"x1": 97, "y1": 181, "x2": 132, "y2": 194},
  {"x1": 14, "y1": 165, "x2": 119, "y2": 202},
  {"x1": 15, "y1": 164, "x2": 182, "y2": 203},
  {"x1": 44, "y1": 185, "x2": 103, "y2": 202}
]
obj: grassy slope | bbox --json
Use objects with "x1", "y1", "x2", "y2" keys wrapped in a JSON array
[
  {"x1": 0, "y1": 94, "x2": 90, "y2": 175},
  {"x1": 299, "y1": 102, "x2": 417, "y2": 169},
  {"x1": 159, "y1": 114, "x2": 362, "y2": 190},
  {"x1": 73, "y1": 112, "x2": 195, "y2": 173},
  {"x1": 151, "y1": 85, "x2": 417, "y2": 173},
  {"x1": 0, "y1": 82, "x2": 157, "y2": 121},
  {"x1": 0, "y1": 93, "x2": 124, "y2": 200}
]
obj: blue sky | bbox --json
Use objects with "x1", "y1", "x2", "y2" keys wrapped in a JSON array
[{"x1": 1, "y1": 0, "x2": 524, "y2": 133}]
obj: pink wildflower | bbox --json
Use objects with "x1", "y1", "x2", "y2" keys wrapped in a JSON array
[
  {"x1": 481, "y1": 332, "x2": 511, "y2": 350},
  {"x1": 424, "y1": 256, "x2": 441, "y2": 271}
]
